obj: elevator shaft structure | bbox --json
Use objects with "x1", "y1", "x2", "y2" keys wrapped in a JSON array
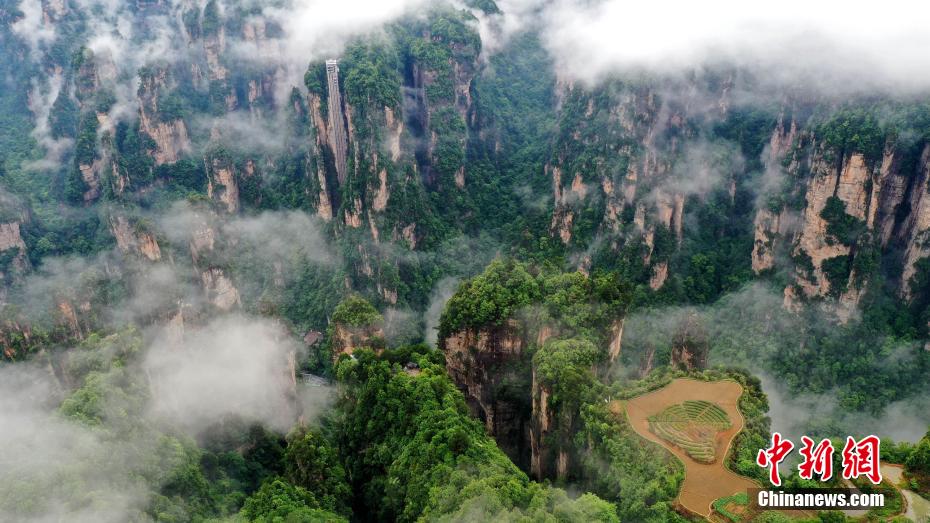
[{"x1": 325, "y1": 60, "x2": 348, "y2": 185}]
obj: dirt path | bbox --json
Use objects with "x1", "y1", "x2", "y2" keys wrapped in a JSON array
[
  {"x1": 619, "y1": 378, "x2": 759, "y2": 518},
  {"x1": 882, "y1": 462, "x2": 930, "y2": 522}
]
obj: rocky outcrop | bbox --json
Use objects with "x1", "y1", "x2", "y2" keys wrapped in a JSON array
[
  {"x1": 544, "y1": 82, "x2": 699, "y2": 284},
  {"x1": 649, "y1": 261, "x2": 669, "y2": 290},
  {"x1": 206, "y1": 158, "x2": 240, "y2": 213},
  {"x1": 529, "y1": 367, "x2": 553, "y2": 479},
  {"x1": 789, "y1": 156, "x2": 855, "y2": 300},
  {"x1": 201, "y1": 267, "x2": 240, "y2": 310},
  {"x1": 56, "y1": 297, "x2": 91, "y2": 340},
  {"x1": 441, "y1": 320, "x2": 529, "y2": 466},
  {"x1": 897, "y1": 146, "x2": 930, "y2": 300},
  {"x1": 330, "y1": 322, "x2": 385, "y2": 362},
  {"x1": 751, "y1": 207, "x2": 784, "y2": 273},
  {"x1": 607, "y1": 319, "x2": 624, "y2": 363},
  {"x1": 138, "y1": 69, "x2": 190, "y2": 165},
  {"x1": 670, "y1": 313, "x2": 708, "y2": 371},
  {"x1": 776, "y1": 144, "x2": 927, "y2": 312},
  {"x1": 0, "y1": 221, "x2": 31, "y2": 277},
  {"x1": 371, "y1": 168, "x2": 389, "y2": 212},
  {"x1": 110, "y1": 215, "x2": 161, "y2": 261}
]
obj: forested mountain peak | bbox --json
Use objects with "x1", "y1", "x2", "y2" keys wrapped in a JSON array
[{"x1": 2, "y1": 0, "x2": 930, "y2": 521}]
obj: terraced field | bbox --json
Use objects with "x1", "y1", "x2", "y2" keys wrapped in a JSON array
[
  {"x1": 619, "y1": 378, "x2": 759, "y2": 518},
  {"x1": 648, "y1": 400, "x2": 732, "y2": 463}
]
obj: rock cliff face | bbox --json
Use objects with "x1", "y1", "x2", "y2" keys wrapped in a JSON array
[
  {"x1": 752, "y1": 115, "x2": 930, "y2": 317},
  {"x1": 329, "y1": 322, "x2": 385, "y2": 362},
  {"x1": 138, "y1": 69, "x2": 191, "y2": 166},
  {"x1": 441, "y1": 320, "x2": 530, "y2": 467},
  {"x1": 0, "y1": 221, "x2": 31, "y2": 278},
  {"x1": 110, "y1": 215, "x2": 162, "y2": 262},
  {"x1": 670, "y1": 313, "x2": 709, "y2": 370},
  {"x1": 529, "y1": 367, "x2": 554, "y2": 479},
  {"x1": 201, "y1": 267, "x2": 241, "y2": 311},
  {"x1": 545, "y1": 80, "x2": 717, "y2": 289},
  {"x1": 896, "y1": 146, "x2": 930, "y2": 299},
  {"x1": 206, "y1": 157, "x2": 241, "y2": 213}
]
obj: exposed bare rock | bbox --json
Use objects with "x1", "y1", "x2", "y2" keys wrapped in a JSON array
[
  {"x1": 783, "y1": 285, "x2": 802, "y2": 313},
  {"x1": 633, "y1": 203, "x2": 647, "y2": 231},
  {"x1": 56, "y1": 298, "x2": 83, "y2": 339},
  {"x1": 898, "y1": 146, "x2": 930, "y2": 299},
  {"x1": 401, "y1": 223, "x2": 417, "y2": 249},
  {"x1": 384, "y1": 106, "x2": 403, "y2": 162},
  {"x1": 790, "y1": 157, "x2": 853, "y2": 298},
  {"x1": 670, "y1": 313, "x2": 708, "y2": 370},
  {"x1": 569, "y1": 173, "x2": 587, "y2": 201},
  {"x1": 608, "y1": 319, "x2": 624, "y2": 363},
  {"x1": 206, "y1": 158, "x2": 240, "y2": 213},
  {"x1": 110, "y1": 215, "x2": 161, "y2": 261},
  {"x1": 530, "y1": 368, "x2": 551, "y2": 479},
  {"x1": 836, "y1": 153, "x2": 871, "y2": 220},
  {"x1": 315, "y1": 167, "x2": 333, "y2": 222},
  {"x1": 656, "y1": 192, "x2": 674, "y2": 228},
  {"x1": 442, "y1": 320, "x2": 527, "y2": 465},
  {"x1": 601, "y1": 178, "x2": 622, "y2": 233},
  {"x1": 372, "y1": 168, "x2": 389, "y2": 211},
  {"x1": 138, "y1": 69, "x2": 191, "y2": 165},
  {"x1": 308, "y1": 93, "x2": 331, "y2": 151},
  {"x1": 623, "y1": 163, "x2": 638, "y2": 204},
  {"x1": 201, "y1": 267, "x2": 240, "y2": 310},
  {"x1": 639, "y1": 344, "x2": 656, "y2": 377},
  {"x1": 649, "y1": 261, "x2": 668, "y2": 290},
  {"x1": 79, "y1": 159, "x2": 102, "y2": 201},
  {"x1": 768, "y1": 112, "x2": 798, "y2": 162},
  {"x1": 752, "y1": 208, "x2": 781, "y2": 273},
  {"x1": 144, "y1": 116, "x2": 189, "y2": 165},
  {"x1": 330, "y1": 322, "x2": 385, "y2": 362},
  {"x1": 367, "y1": 212, "x2": 380, "y2": 242},
  {"x1": 0, "y1": 222, "x2": 30, "y2": 276},
  {"x1": 203, "y1": 28, "x2": 228, "y2": 81},
  {"x1": 344, "y1": 197, "x2": 363, "y2": 228},
  {"x1": 378, "y1": 284, "x2": 398, "y2": 305},
  {"x1": 189, "y1": 219, "x2": 216, "y2": 266},
  {"x1": 872, "y1": 148, "x2": 904, "y2": 243},
  {"x1": 551, "y1": 208, "x2": 573, "y2": 245},
  {"x1": 536, "y1": 324, "x2": 555, "y2": 347}
]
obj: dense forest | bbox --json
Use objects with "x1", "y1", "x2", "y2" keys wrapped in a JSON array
[{"x1": 2, "y1": 0, "x2": 930, "y2": 521}]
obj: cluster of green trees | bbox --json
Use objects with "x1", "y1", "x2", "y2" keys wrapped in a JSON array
[
  {"x1": 0, "y1": 329, "x2": 293, "y2": 521},
  {"x1": 332, "y1": 347, "x2": 618, "y2": 521}
]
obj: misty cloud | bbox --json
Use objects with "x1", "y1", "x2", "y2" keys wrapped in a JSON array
[
  {"x1": 192, "y1": 111, "x2": 295, "y2": 156},
  {"x1": 533, "y1": 0, "x2": 930, "y2": 94},
  {"x1": 617, "y1": 282, "x2": 930, "y2": 442},
  {"x1": 649, "y1": 139, "x2": 743, "y2": 204},
  {"x1": 0, "y1": 310, "x2": 334, "y2": 521},
  {"x1": 762, "y1": 372, "x2": 930, "y2": 443},
  {"x1": 11, "y1": 0, "x2": 57, "y2": 59},
  {"x1": 144, "y1": 315, "x2": 309, "y2": 434},
  {"x1": 266, "y1": 0, "x2": 428, "y2": 65},
  {"x1": 424, "y1": 276, "x2": 459, "y2": 347},
  {"x1": 24, "y1": 74, "x2": 74, "y2": 172}
]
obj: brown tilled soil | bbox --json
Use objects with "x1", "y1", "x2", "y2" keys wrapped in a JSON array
[{"x1": 619, "y1": 378, "x2": 759, "y2": 518}]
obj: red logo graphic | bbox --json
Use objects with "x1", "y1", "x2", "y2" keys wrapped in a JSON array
[
  {"x1": 798, "y1": 436, "x2": 834, "y2": 481},
  {"x1": 757, "y1": 432, "x2": 794, "y2": 486},
  {"x1": 757, "y1": 434, "x2": 882, "y2": 486},
  {"x1": 841, "y1": 435, "x2": 882, "y2": 484}
]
